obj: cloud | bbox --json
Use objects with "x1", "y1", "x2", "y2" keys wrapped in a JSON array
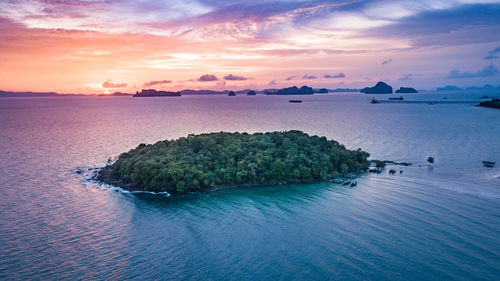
[
  {"x1": 197, "y1": 74, "x2": 218, "y2": 82},
  {"x1": 448, "y1": 64, "x2": 499, "y2": 78},
  {"x1": 223, "y1": 74, "x2": 249, "y2": 81},
  {"x1": 484, "y1": 46, "x2": 500, "y2": 60},
  {"x1": 381, "y1": 58, "x2": 393, "y2": 65},
  {"x1": 398, "y1": 74, "x2": 413, "y2": 81},
  {"x1": 489, "y1": 46, "x2": 500, "y2": 54},
  {"x1": 143, "y1": 79, "x2": 172, "y2": 87},
  {"x1": 268, "y1": 80, "x2": 276, "y2": 86},
  {"x1": 484, "y1": 55, "x2": 499, "y2": 60},
  {"x1": 302, "y1": 75, "x2": 317, "y2": 80},
  {"x1": 102, "y1": 80, "x2": 127, "y2": 88},
  {"x1": 324, "y1": 73, "x2": 346, "y2": 78},
  {"x1": 285, "y1": 75, "x2": 297, "y2": 81},
  {"x1": 364, "y1": 4, "x2": 500, "y2": 48}
]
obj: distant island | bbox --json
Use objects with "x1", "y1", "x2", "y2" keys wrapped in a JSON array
[
  {"x1": 99, "y1": 92, "x2": 132, "y2": 96},
  {"x1": 133, "y1": 89, "x2": 181, "y2": 97},
  {"x1": 395, "y1": 87, "x2": 418, "y2": 93},
  {"x1": 478, "y1": 98, "x2": 500, "y2": 109},
  {"x1": 95, "y1": 131, "x2": 370, "y2": 194},
  {"x1": 361, "y1": 82, "x2": 393, "y2": 94},
  {"x1": 0, "y1": 90, "x2": 78, "y2": 97}
]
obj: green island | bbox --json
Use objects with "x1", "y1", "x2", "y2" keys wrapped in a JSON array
[{"x1": 95, "y1": 131, "x2": 370, "y2": 194}]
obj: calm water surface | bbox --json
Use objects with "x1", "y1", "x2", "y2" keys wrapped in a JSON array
[{"x1": 0, "y1": 93, "x2": 499, "y2": 280}]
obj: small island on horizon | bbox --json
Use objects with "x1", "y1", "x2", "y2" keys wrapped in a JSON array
[{"x1": 94, "y1": 131, "x2": 370, "y2": 194}]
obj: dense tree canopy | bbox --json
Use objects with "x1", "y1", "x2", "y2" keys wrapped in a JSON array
[{"x1": 99, "y1": 131, "x2": 370, "y2": 194}]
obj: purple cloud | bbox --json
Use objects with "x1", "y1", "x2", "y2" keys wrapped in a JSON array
[
  {"x1": 484, "y1": 46, "x2": 500, "y2": 60},
  {"x1": 382, "y1": 58, "x2": 393, "y2": 65},
  {"x1": 324, "y1": 73, "x2": 345, "y2": 78},
  {"x1": 143, "y1": 79, "x2": 172, "y2": 87},
  {"x1": 197, "y1": 74, "x2": 218, "y2": 82},
  {"x1": 448, "y1": 64, "x2": 499, "y2": 78},
  {"x1": 302, "y1": 75, "x2": 317, "y2": 80},
  {"x1": 285, "y1": 75, "x2": 297, "y2": 81},
  {"x1": 223, "y1": 74, "x2": 249, "y2": 81},
  {"x1": 398, "y1": 74, "x2": 413, "y2": 81},
  {"x1": 102, "y1": 80, "x2": 127, "y2": 88}
]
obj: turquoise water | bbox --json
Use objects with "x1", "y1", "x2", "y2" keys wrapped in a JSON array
[{"x1": 0, "y1": 93, "x2": 499, "y2": 280}]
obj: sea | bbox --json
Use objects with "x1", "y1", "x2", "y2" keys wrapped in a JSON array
[{"x1": 0, "y1": 91, "x2": 499, "y2": 280}]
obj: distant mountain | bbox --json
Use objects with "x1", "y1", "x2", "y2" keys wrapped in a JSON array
[
  {"x1": 133, "y1": 89, "x2": 181, "y2": 97},
  {"x1": 437, "y1": 85, "x2": 463, "y2": 91},
  {"x1": 361, "y1": 82, "x2": 393, "y2": 94}
]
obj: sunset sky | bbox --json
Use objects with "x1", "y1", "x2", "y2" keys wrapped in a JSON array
[{"x1": 1, "y1": 0, "x2": 499, "y2": 94}]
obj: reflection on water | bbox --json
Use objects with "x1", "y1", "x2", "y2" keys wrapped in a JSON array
[{"x1": 0, "y1": 93, "x2": 499, "y2": 280}]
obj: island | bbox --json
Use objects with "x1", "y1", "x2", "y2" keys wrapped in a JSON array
[
  {"x1": 478, "y1": 98, "x2": 500, "y2": 109},
  {"x1": 99, "y1": 92, "x2": 132, "y2": 96},
  {"x1": 94, "y1": 131, "x2": 370, "y2": 194},
  {"x1": 133, "y1": 89, "x2": 181, "y2": 97},
  {"x1": 395, "y1": 87, "x2": 418, "y2": 93},
  {"x1": 228, "y1": 91, "x2": 236, "y2": 96},
  {"x1": 247, "y1": 90, "x2": 257, "y2": 95},
  {"x1": 360, "y1": 82, "x2": 393, "y2": 94}
]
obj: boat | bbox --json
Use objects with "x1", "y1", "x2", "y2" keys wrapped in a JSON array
[
  {"x1": 289, "y1": 100, "x2": 302, "y2": 103},
  {"x1": 389, "y1": 96, "x2": 404, "y2": 101},
  {"x1": 332, "y1": 178, "x2": 344, "y2": 184},
  {"x1": 350, "y1": 181, "x2": 357, "y2": 187},
  {"x1": 346, "y1": 173, "x2": 357, "y2": 179},
  {"x1": 483, "y1": 161, "x2": 496, "y2": 167},
  {"x1": 342, "y1": 181, "x2": 351, "y2": 186},
  {"x1": 370, "y1": 98, "x2": 379, "y2": 104}
]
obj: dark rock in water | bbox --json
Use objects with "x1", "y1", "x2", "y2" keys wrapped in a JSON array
[
  {"x1": 228, "y1": 91, "x2": 236, "y2": 96},
  {"x1": 395, "y1": 87, "x2": 418, "y2": 93},
  {"x1": 361, "y1": 82, "x2": 393, "y2": 94},
  {"x1": 133, "y1": 89, "x2": 181, "y2": 97},
  {"x1": 478, "y1": 98, "x2": 500, "y2": 109}
]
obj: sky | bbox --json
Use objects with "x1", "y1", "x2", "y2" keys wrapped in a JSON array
[{"x1": 0, "y1": 0, "x2": 500, "y2": 94}]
